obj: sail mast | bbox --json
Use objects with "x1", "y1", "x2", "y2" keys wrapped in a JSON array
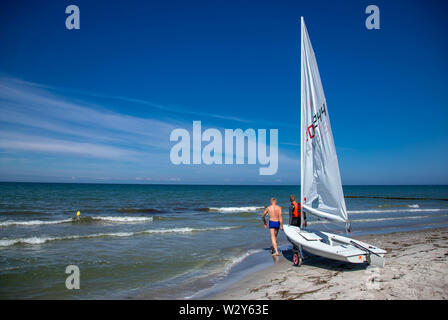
[{"x1": 300, "y1": 17, "x2": 305, "y2": 229}]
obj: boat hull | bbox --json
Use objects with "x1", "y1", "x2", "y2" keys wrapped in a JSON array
[{"x1": 283, "y1": 224, "x2": 386, "y2": 267}]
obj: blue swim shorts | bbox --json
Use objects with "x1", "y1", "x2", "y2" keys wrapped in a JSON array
[{"x1": 269, "y1": 220, "x2": 280, "y2": 230}]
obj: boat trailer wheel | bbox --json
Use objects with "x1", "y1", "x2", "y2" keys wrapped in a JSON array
[{"x1": 293, "y1": 247, "x2": 302, "y2": 267}]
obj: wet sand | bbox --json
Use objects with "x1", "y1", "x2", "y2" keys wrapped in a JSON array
[{"x1": 210, "y1": 228, "x2": 448, "y2": 299}]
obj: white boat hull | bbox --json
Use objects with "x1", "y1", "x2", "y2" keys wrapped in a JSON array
[{"x1": 283, "y1": 224, "x2": 386, "y2": 267}]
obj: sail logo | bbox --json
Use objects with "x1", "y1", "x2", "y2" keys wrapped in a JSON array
[
  {"x1": 306, "y1": 103, "x2": 327, "y2": 141},
  {"x1": 170, "y1": 121, "x2": 278, "y2": 175}
]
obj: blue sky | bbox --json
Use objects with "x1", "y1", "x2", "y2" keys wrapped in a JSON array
[{"x1": 0, "y1": 0, "x2": 447, "y2": 185}]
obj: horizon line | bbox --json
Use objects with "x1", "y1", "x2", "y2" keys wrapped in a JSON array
[{"x1": 0, "y1": 181, "x2": 447, "y2": 187}]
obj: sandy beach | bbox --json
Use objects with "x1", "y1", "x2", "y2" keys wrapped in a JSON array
[{"x1": 210, "y1": 228, "x2": 448, "y2": 300}]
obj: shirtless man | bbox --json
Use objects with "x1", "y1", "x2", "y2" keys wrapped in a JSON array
[{"x1": 262, "y1": 197, "x2": 283, "y2": 256}]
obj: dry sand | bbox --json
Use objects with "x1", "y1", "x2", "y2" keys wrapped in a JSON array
[{"x1": 211, "y1": 228, "x2": 448, "y2": 299}]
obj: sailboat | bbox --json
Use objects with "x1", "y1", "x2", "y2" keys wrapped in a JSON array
[{"x1": 283, "y1": 17, "x2": 386, "y2": 268}]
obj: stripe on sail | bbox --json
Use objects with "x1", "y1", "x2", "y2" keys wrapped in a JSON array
[{"x1": 302, "y1": 205, "x2": 347, "y2": 223}]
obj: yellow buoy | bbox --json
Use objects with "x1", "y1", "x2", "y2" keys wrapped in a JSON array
[{"x1": 76, "y1": 210, "x2": 81, "y2": 217}]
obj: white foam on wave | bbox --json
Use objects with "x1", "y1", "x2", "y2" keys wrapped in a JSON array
[
  {"x1": 0, "y1": 232, "x2": 134, "y2": 247},
  {"x1": 209, "y1": 206, "x2": 264, "y2": 213},
  {"x1": 408, "y1": 204, "x2": 420, "y2": 208},
  {"x1": 0, "y1": 237, "x2": 51, "y2": 246},
  {"x1": 0, "y1": 216, "x2": 153, "y2": 227},
  {"x1": 94, "y1": 216, "x2": 153, "y2": 223},
  {"x1": 0, "y1": 226, "x2": 239, "y2": 247},
  {"x1": 223, "y1": 249, "x2": 262, "y2": 274},
  {"x1": 348, "y1": 208, "x2": 442, "y2": 214},
  {"x1": 351, "y1": 214, "x2": 445, "y2": 223},
  {"x1": 141, "y1": 226, "x2": 237, "y2": 234},
  {"x1": 307, "y1": 213, "x2": 448, "y2": 225},
  {"x1": 0, "y1": 219, "x2": 73, "y2": 227}
]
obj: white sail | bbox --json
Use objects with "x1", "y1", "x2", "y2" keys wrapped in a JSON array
[{"x1": 300, "y1": 17, "x2": 348, "y2": 226}]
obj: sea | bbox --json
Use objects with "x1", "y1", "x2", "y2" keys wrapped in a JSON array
[{"x1": 1, "y1": 183, "x2": 447, "y2": 299}]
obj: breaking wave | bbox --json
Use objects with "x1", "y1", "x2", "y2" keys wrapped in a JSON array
[
  {"x1": 308, "y1": 214, "x2": 448, "y2": 225},
  {"x1": 350, "y1": 214, "x2": 447, "y2": 223},
  {"x1": 223, "y1": 249, "x2": 262, "y2": 274},
  {"x1": 199, "y1": 206, "x2": 264, "y2": 213},
  {"x1": 0, "y1": 219, "x2": 73, "y2": 227},
  {"x1": 348, "y1": 208, "x2": 442, "y2": 214},
  {"x1": 116, "y1": 208, "x2": 163, "y2": 213},
  {"x1": 376, "y1": 204, "x2": 421, "y2": 209},
  {"x1": 0, "y1": 226, "x2": 239, "y2": 247},
  {"x1": 0, "y1": 216, "x2": 154, "y2": 227},
  {"x1": 93, "y1": 216, "x2": 153, "y2": 223}
]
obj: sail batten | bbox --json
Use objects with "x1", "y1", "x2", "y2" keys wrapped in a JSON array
[{"x1": 300, "y1": 17, "x2": 349, "y2": 225}]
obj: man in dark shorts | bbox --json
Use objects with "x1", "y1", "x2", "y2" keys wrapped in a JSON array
[
  {"x1": 262, "y1": 198, "x2": 283, "y2": 256},
  {"x1": 289, "y1": 195, "x2": 306, "y2": 228}
]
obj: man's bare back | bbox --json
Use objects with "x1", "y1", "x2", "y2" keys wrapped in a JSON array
[{"x1": 266, "y1": 205, "x2": 282, "y2": 222}]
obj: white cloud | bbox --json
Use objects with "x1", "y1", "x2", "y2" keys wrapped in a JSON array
[{"x1": 0, "y1": 77, "x2": 184, "y2": 160}]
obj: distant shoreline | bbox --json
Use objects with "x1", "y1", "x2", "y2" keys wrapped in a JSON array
[{"x1": 1, "y1": 181, "x2": 447, "y2": 187}]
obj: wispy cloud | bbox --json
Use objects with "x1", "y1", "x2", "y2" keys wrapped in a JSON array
[
  {"x1": 0, "y1": 77, "x2": 179, "y2": 159},
  {"x1": 6, "y1": 77, "x2": 293, "y2": 127},
  {"x1": 0, "y1": 76, "x2": 299, "y2": 183},
  {"x1": 4, "y1": 77, "x2": 252, "y2": 123},
  {"x1": 0, "y1": 131, "x2": 142, "y2": 160}
]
